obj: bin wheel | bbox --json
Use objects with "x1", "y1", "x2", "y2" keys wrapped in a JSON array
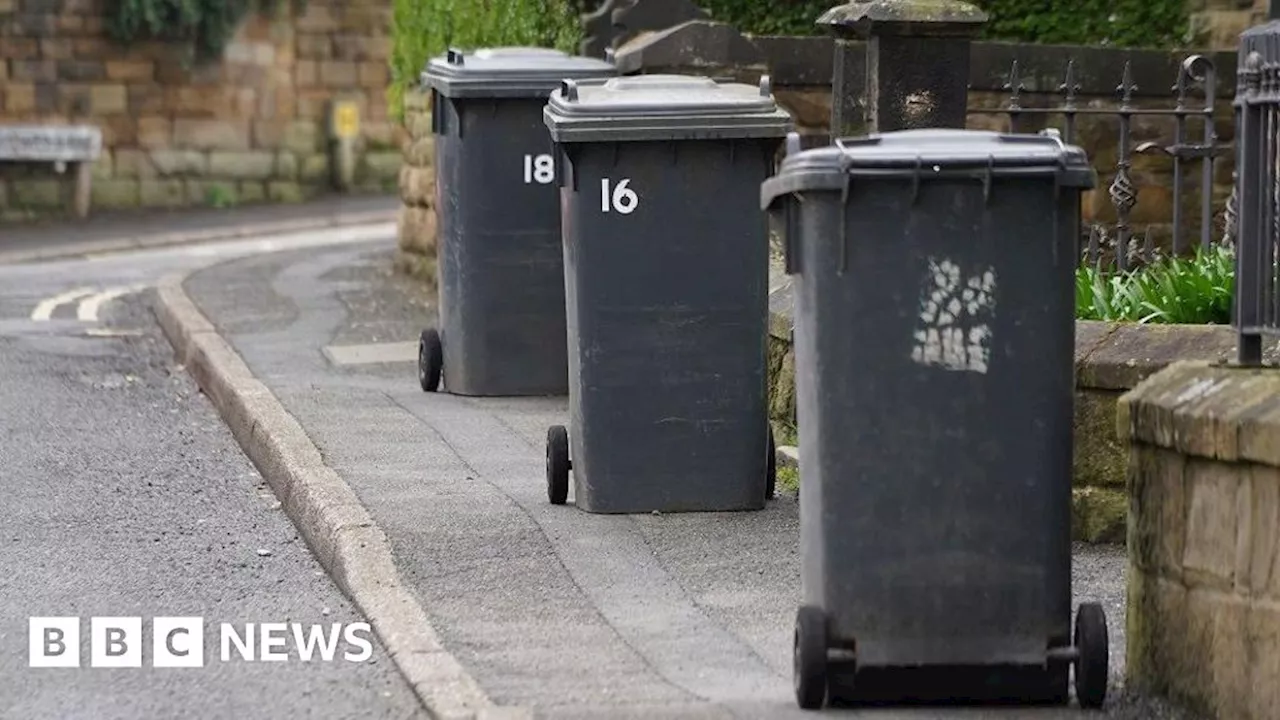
[
  {"x1": 793, "y1": 605, "x2": 828, "y2": 710},
  {"x1": 766, "y1": 426, "x2": 777, "y2": 501},
  {"x1": 546, "y1": 425, "x2": 570, "y2": 505},
  {"x1": 1073, "y1": 602, "x2": 1109, "y2": 709},
  {"x1": 418, "y1": 329, "x2": 443, "y2": 393},
  {"x1": 1043, "y1": 662, "x2": 1070, "y2": 706}
]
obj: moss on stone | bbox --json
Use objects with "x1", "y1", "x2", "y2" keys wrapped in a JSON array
[
  {"x1": 776, "y1": 465, "x2": 800, "y2": 495},
  {"x1": 1073, "y1": 389, "x2": 1128, "y2": 489},
  {"x1": 1072, "y1": 486, "x2": 1128, "y2": 543}
]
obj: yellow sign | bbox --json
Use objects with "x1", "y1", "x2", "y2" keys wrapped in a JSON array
[{"x1": 333, "y1": 102, "x2": 360, "y2": 139}]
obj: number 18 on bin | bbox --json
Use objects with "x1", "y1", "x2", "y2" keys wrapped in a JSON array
[
  {"x1": 523, "y1": 154, "x2": 554, "y2": 185},
  {"x1": 601, "y1": 178, "x2": 638, "y2": 215}
]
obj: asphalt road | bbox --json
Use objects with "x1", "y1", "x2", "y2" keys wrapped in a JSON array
[
  {"x1": 180, "y1": 237, "x2": 1204, "y2": 720},
  {"x1": 0, "y1": 227, "x2": 425, "y2": 719}
]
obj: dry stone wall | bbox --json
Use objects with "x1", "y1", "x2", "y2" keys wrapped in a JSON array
[{"x1": 0, "y1": 0, "x2": 401, "y2": 221}]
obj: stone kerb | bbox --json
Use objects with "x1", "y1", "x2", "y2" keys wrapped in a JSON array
[
  {"x1": 765, "y1": 262, "x2": 1272, "y2": 543},
  {"x1": 1118, "y1": 361, "x2": 1280, "y2": 720}
]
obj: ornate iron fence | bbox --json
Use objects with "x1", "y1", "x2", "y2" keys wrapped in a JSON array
[
  {"x1": 1234, "y1": 17, "x2": 1280, "y2": 365},
  {"x1": 967, "y1": 56, "x2": 1230, "y2": 271}
]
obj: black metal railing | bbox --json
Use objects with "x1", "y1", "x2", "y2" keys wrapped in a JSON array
[
  {"x1": 968, "y1": 56, "x2": 1230, "y2": 271},
  {"x1": 1234, "y1": 18, "x2": 1280, "y2": 365}
]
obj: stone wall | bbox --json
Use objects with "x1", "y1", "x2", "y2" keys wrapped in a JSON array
[
  {"x1": 1119, "y1": 362, "x2": 1280, "y2": 720},
  {"x1": 1189, "y1": 0, "x2": 1274, "y2": 49},
  {"x1": 0, "y1": 0, "x2": 401, "y2": 221},
  {"x1": 396, "y1": 90, "x2": 436, "y2": 288}
]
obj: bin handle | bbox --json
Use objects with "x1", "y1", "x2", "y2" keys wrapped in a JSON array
[
  {"x1": 446, "y1": 48, "x2": 465, "y2": 65},
  {"x1": 560, "y1": 79, "x2": 579, "y2": 102},
  {"x1": 759, "y1": 74, "x2": 772, "y2": 98}
]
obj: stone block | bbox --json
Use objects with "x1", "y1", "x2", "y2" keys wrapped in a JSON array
[
  {"x1": 320, "y1": 60, "x2": 358, "y2": 88},
  {"x1": 1071, "y1": 486, "x2": 1127, "y2": 543},
  {"x1": 173, "y1": 119, "x2": 250, "y2": 151},
  {"x1": 1128, "y1": 446, "x2": 1187, "y2": 575},
  {"x1": 404, "y1": 136, "x2": 434, "y2": 168},
  {"x1": 299, "y1": 154, "x2": 329, "y2": 182},
  {"x1": 58, "y1": 60, "x2": 104, "y2": 82},
  {"x1": 282, "y1": 120, "x2": 321, "y2": 154},
  {"x1": 295, "y1": 60, "x2": 319, "y2": 88},
  {"x1": 296, "y1": 3, "x2": 340, "y2": 32},
  {"x1": 1182, "y1": 460, "x2": 1244, "y2": 588},
  {"x1": 90, "y1": 178, "x2": 140, "y2": 209},
  {"x1": 223, "y1": 40, "x2": 275, "y2": 66},
  {"x1": 38, "y1": 38, "x2": 72, "y2": 60},
  {"x1": 275, "y1": 152, "x2": 298, "y2": 179},
  {"x1": 113, "y1": 149, "x2": 155, "y2": 179},
  {"x1": 238, "y1": 181, "x2": 267, "y2": 203},
  {"x1": 208, "y1": 151, "x2": 276, "y2": 180},
  {"x1": 267, "y1": 180, "x2": 304, "y2": 203},
  {"x1": 359, "y1": 61, "x2": 388, "y2": 88},
  {"x1": 149, "y1": 150, "x2": 207, "y2": 177},
  {"x1": 5, "y1": 83, "x2": 35, "y2": 114},
  {"x1": 0, "y1": 38, "x2": 39, "y2": 61},
  {"x1": 12, "y1": 179, "x2": 62, "y2": 208},
  {"x1": 1245, "y1": 605, "x2": 1280, "y2": 719},
  {"x1": 139, "y1": 179, "x2": 186, "y2": 207},
  {"x1": 128, "y1": 84, "x2": 165, "y2": 114},
  {"x1": 187, "y1": 181, "x2": 237, "y2": 207},
  {"x1": 1073, "y1": 389, "x2": 1127, "y2": 489},
  {"x1": 399, "y1": 165, "x2": 434, "y2": 208},
  {"x1": 298, "y1": 34, "x2": 332, "y2": 60},
  {"x1": 12, "y1": 59, "x2": 55, "y2": 83},
  {"x1": 398, "y1": 205, "x2": 438, "y2": 256},
  {"x1": 360, "y1": 151, "x2": 401, "y2": 182},
  {"x1": 89, "y1": 84, "x2": 127, "y2": 114},
  {"x1": 1248, "y1": 466, "x2": 1280, "y2": 599},
  {"x1": 137, "y1": 117, "x2": 171, "y2": 149},
  {"x1": 106, "y1": 60, "x2": 154, "y2": 82}
]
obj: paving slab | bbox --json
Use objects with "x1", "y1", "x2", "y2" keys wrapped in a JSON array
[{"x1": 180, "y1": 238, "x2": 1202, "y2": 720}]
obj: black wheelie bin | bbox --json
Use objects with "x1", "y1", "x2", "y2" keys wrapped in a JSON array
[
  {"x1": 761, "y1": 128, "x2": 1110, "y2": 710},
  {"x1": 416, "y1": 47, "x2": 615, "y2": 396},
  {"x1": 541, "y1": 74, "x2": 793, "y2": 513}
]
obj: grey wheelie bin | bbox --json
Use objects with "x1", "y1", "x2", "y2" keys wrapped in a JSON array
[
  {"x1": 415, "y1": 47, "x2": 615, "y2": 396},
  {"x1": 760, "y1": 129, "x2": 1110, "y2": 710},
  {"x1": 541, "y1": 74, "x2": 793, "y2": 513}
]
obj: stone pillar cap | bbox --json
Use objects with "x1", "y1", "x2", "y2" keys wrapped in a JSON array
[{"x1": 818, "y1": 0, "x2": 988, "y2": 39}]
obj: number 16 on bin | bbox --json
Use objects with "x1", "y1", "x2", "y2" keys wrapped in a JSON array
[{"x1": 600, "y1": 178, "x2": 638, "y2": 215}]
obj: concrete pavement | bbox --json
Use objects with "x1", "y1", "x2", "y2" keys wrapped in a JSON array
[
  {"x1": 0, "y1": 232, "x2": 424, "y2": 719},
  {"x1": 169, "y1": 235, "x2": 1203, "y2": 720},
  {"x1": 0, "y1": 193, "x2": 398, "y2": 265}
]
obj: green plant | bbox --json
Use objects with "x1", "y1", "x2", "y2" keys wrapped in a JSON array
[
  {"x1": 105, "y1": 0, "x2": 293, "y2": 63},
  {"x1": 692, "y1": 0, "x2": 1188, "y2": 49},
  {"x1": 390, "y1": 0, "x2": 582, "y2": 121},
  {"x1": 205, "y1": 184, "x2": 237, "y2": 209},
  {"x1": 1075, "y1": 244, "x2": 1235, "y2": 325}
]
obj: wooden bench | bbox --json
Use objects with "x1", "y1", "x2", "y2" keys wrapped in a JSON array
[{"x1": 0, "y1": 125, "x2": 103, "y2": 218}]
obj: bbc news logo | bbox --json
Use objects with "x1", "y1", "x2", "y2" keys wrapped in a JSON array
[{"x1": 29, "y1": 617, "x2": 374, "y2": 668}]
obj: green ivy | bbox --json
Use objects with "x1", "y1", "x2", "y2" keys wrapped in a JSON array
[
  {"x1": 390, "y1": 0, "x2": 581, "y2": 121},
  {"x1": 695, "y1": 0, "x2": 1189, "y2": 48},
  {"x1": 105, "y1": 0, "x2": 294, "y2": 63}
]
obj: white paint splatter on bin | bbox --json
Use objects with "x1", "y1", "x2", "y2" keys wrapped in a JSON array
[{"x1": 911, "y1": 258, "x2": 997, "y2": 374}]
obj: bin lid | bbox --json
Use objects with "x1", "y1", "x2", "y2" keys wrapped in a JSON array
[
  {"x1": 423, "y1": 47, "x2": 616, "y2": 99},
  {"x1": 543, "y1": 74, "x2": 794, "y2": 143},
  {"x1": 761, "y1": 129, "x2": 1096, "y2": 209}
]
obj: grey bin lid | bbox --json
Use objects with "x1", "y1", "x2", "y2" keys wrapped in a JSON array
[
  {"x1": 544, "y1": 74, "x2": 794, "y2": 144},
  {"x1": 423, "y1": 47, "x2": 616, "y2": 99},
  {"x1": 761, "y1": 129, "x2": 1097, "y2": 210}
]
